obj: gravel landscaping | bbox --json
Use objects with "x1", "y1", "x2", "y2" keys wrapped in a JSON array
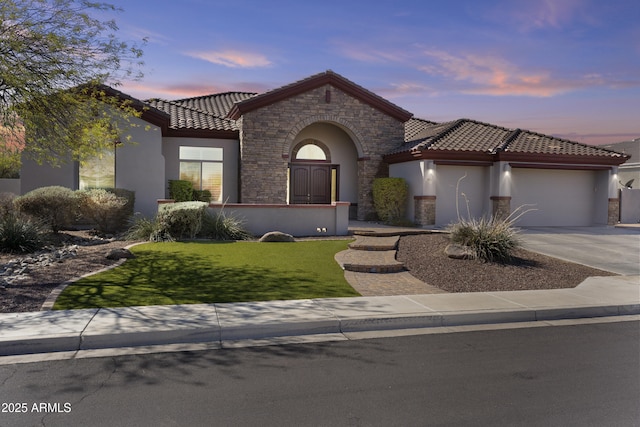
[{"x1": 397, "y1": 233, "x2": 617, "y2": 293}]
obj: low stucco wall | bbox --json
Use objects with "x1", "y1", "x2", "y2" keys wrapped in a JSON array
[{"x1": 207, "y1": 202, "x2": 351, "y2": 237}]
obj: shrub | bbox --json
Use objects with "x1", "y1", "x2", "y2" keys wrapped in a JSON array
[
  {"x1": 373, "y1": 177, "x2": 408, "y2": 223},
  {"x1": 14, "y1": 186, "x2": 78, "y2": 233},
  {"x1": 0, "y1": 213, "x2": 44, "y2": 253},
  {"x1": 448, "y1": 215, "x2": 521, "y2": 263},
  {"x1": 126, "y1": 214, "x2": 162, "y2": 241},
  {"x1": 168, "y1": 180, "x2": 194, "y2": 202},
  {"x1": 193, "y1": 189, "x2": 212, "y2": 203},
  {"x1": 157, "y1": 201, "x2": 208, "y2": 239},
  {"x1": 201, "y1": 209, "x2": 252, "y2": 241},
  {"x1": 77, "y1": 188, "x2": 134, "y2": 235}
]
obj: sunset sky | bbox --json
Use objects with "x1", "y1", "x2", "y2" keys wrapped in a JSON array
[{"x1": 106, "y1": 0, "x2": 639, "y2": 145}]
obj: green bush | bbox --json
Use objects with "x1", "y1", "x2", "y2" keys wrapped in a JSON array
[
  {"x1": 193, "y1": 189, "x2": 212, "y2": 203},
  {"x1": 157, "y1": 201, "x2": 208, "y2": 239},
  {"x1": 168, "y1": 180, "x2": 194, "y2": 202},
  {"x1": 77, "y1": 188, "x2": 134, "y2": 235},
  {"x1": 14, "y1": 186, "x2": 78, "y2": 233},
  {"x1": 372, "y1": 178, "x2": 408, "y2": 223},
  {"x1": 0, "y1": 213, "x2": 44, "y2": 253},
  {"x1": 448, "y1": 216, "x2": 520, "y2": 263}
]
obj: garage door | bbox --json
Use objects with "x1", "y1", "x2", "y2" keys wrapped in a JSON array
[
  {"x1": 510, "y1": 168, "x2": 596, "y2": 226},
  {"x1": 436, "y1": 165, "x2": 489, "y2": 226}
]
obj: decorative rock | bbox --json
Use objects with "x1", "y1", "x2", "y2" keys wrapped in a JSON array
[
  {"x1": 445, "y1": 243, "x2": 475, "y2": 260},
  {"x1": 105, "y1": 248, "x2": 136, "y2": 260},
  {"x1": 259, "y1": 231, "x2": 295, "y2": 242}
]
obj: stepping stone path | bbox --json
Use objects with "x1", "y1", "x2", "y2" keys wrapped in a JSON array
[{"x1": 335, "y1": 232, "x2": 446, "y2": 296}]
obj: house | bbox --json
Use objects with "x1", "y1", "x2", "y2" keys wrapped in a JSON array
[{"x1": 20, "y1": 71, "x2": 630, "y2": 235}]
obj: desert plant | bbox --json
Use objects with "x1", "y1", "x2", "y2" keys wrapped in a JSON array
[
  {"x1": 448, "y1": 175, "x2": 534, "y2": 263},
  {"x1": 372, "y1": 177, "x2": 408, "y2": 223},
  {"x1": 77, "y1": 188, "x2": 133, "y2": 235},
  {"x1": 201, "y1": 208, "x2": 252, "y2": 241},
  {"x1": 448, "y1": 215, "x2": 521, "y2": 263},
  {"x1": 0, "y1": 213, "x2": 44, "y2": 253},
  {"x1": 14, "y1": 186, "x2": 79, "y2": 233}
]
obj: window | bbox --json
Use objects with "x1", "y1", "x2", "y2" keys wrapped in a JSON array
[
  {"x1": 292, "y1": 140, "x2": 330, "y2": 162},
  {"x1": 79, "y1": 147, "x2": 115, "y2": 189},
  {"x1": 179, "y1": 146, "x2": 223, "y2": 202}
]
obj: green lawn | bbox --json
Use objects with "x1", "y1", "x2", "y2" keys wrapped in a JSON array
[{"x1": 54, "y1": 240, "x2": 359, "y2": 309}]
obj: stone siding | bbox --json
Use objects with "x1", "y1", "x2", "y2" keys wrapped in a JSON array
[
  {"x1": 238, "y1": 84, "x2": 405, "y2": 220},
  {"x1": 414, "y1": 196, "x2": 436, "y2": 225},
  {"x1": 491, "y1": 196, "x2": 511, "y2": 220},
  {"x1": 608, "y1": 198, "x2": 620, "y2": 225}
]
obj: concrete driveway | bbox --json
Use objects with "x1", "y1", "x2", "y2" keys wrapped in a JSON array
[{"x1": 520, "y1": 226, "x2": 640, "y2": 276}]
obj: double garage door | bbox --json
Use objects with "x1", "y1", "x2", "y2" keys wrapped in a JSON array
[{"x1": 510, "y1": 168, "x2": 605, "y2": 227}]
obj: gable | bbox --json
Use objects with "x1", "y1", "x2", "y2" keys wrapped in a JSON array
[{"x1": 226, "y1": 70, "x2": 412, "y2": 122}]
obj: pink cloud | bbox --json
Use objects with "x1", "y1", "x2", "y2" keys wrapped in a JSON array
[
  {"x1": 419, "y1": 49, "x2": 602, "y2": 97},
  {"x1": 186, "y1": 50, "x2": 272, "y2": 68},
  {"x1": 119, "y1": 81, "x2": 268, "y2": 100}
]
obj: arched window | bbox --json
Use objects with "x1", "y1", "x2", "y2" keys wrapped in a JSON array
[{"x1": 292, "y1": 140, "x2": 330, "y2": 162}]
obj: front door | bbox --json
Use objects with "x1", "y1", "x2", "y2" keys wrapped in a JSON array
[{"x1": 291, "y1": 164, "x2": 331, "y2": 204}]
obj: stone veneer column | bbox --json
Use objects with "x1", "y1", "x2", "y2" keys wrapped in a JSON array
[
  {"x1": 414, "y1": 196, "x2": 436, "y2": 225},
  {"x1": 491, "y1": 196, "x2": 511, "y2": 220},
  {"x1": 608, "y1": 198, "x2": 619, "y2": 225}
]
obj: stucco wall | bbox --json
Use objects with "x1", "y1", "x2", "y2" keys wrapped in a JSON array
[
  {"x1": 162, "y1": 136, "x2": 239, "y2": 203},
  {"x1": 207, "y1": 202, "x2": 350, "y2": 237},
  {"x1": 435, "y1": 165, "x2": 490, "y2": 226},
  {"x1": 114, "y1": 117, "x2": 164, "y2": 217},
  {"x1": 238, "y1": 84, "x2": 405, "y2": 220},
  {"x1": 20, "y1": 154, "x2": 77, "y2": 195}
]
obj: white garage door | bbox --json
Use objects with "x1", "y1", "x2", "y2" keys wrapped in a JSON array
[{"x1": 510, "y1": 168, "x2": 596, "y2": 226}]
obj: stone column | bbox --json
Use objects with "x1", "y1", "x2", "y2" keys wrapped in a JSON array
[
  {"x1": 491, "y1": 196, "x2": 511, "y2": 220},
  {"x1": 608, "y1": 197, "x2": 620, "y2": 225},
  {"x1": 414, "y1": 195, "x2": 436, "y2": 225}
]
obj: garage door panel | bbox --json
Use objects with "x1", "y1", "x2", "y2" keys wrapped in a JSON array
[{"x1": 511, "y1": 169, "x2": 594, "y2": 226}]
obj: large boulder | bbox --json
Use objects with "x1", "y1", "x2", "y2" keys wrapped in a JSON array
[
  {"x1": 106, "y1": 248, "x2": 136, "y2": 260},
  {"x1": 259, "y1": 231, "x2": 295, "y2": 242}
]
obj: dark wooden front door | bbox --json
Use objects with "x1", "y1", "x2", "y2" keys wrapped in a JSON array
[{"x1": 291, "y1": 164, "x2": 331, "y2": 204}]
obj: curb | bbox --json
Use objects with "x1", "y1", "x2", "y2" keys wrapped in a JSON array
[{"x1": 2, "y1": 299, "x2": 639, "y2": 357}]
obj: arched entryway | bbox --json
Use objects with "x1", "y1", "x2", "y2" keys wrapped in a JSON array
[
  {"x1": 286, "y1": 121, "x2": 360, "y2": 218},
  {"x1": 289, "y1": 139, "x2": 337, "y2": 204}
]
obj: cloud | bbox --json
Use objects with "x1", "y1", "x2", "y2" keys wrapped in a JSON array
[
  {"x1": 419, "y1": 49, "x2": 605, "y2": 97},
  {"x1": 119, "y1": 81, "x2": 269, "y2": 100},
  {"x1": 494, "y1": 0, "x2": 593, "y2": 31},
  {"x1": 186, "y1": 50, "x2": 272, "y2": 68}
]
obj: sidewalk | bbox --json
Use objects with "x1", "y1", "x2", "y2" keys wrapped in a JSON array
[{"x1": 1, "y1": 275, "x2": 638, "y2": 357}]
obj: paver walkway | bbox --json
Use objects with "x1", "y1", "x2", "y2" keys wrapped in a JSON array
[{"x1": 335, "y1": 233, "x2": 445, "y2": 296}]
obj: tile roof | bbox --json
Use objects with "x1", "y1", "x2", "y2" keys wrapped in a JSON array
[
  {"x1": 145, "y1": 92, "x2": 255, "y2": 132},
  {"x1": 394, "y1": 118, "x2": 629, "y2": 162}
]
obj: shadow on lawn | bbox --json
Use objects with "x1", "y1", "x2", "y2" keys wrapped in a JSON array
[{"x1": 55, "y1": 243, "x2": 358, "y2": 309}]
